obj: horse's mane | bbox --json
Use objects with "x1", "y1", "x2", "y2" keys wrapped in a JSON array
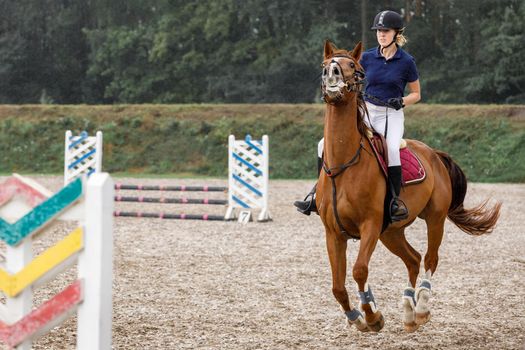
[
  {"x1": 356, "y1": 98, "x2": 371, "y2": 137},
  {"x1": 327, "y1": 49, "x2": 371, "y2": 138}
]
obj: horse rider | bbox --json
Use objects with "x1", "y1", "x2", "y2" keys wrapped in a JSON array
[{"x1": 294, "y1": 10, "x2": 421, "y2": 222}]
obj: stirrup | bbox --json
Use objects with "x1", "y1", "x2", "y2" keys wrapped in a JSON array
[
  {"x1": 390, "y1": 197, "x2": 408, "y2": 221},
  {"x1": 293, "y1": 195, "x2": 317, "y2": 215}
]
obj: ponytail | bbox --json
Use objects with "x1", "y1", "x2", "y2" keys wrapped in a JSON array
[{"x1": 396, "y1": 28, "x2": 408, "y2": 47}]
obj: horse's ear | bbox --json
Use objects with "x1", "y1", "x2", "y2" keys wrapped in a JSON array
[
  {"x1": 351, "y1": 41, "x2": 363, "y2": 61},
  {"x1": 324, "y1": 40, "x2": 337, "y2": 59}
]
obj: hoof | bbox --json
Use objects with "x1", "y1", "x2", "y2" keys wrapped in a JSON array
[
  {"x1": 415, "y1": 311, "x2": 431, "y2": 325},
  {"x1": 348, "y1": 318, "x2": 369, "y2": 332},
  {"x1": 366, "y1": 312, "x2": 385, "y2": 332},
  {"x1": 404, "y1": 321, "x2": 419, "y2": 332}
]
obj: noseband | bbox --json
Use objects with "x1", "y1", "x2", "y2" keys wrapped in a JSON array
[{"x1": 321, "y1": 55, "x2": 366, "y2": 104}]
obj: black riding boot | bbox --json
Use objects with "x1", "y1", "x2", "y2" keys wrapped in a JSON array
[
  {"x1": 388, "y1": 166, "x2": 409, "y2": 221},
  {"x1": 294, "y1": 157, "x2": 322, "y2": 215}
]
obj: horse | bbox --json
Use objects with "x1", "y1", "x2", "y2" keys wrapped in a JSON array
[{"x1": 316, "y1": 40, "x2": 501, "y2": 332}]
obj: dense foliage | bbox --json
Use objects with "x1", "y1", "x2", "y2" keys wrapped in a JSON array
[{"x1": 0, "y1": 0, "x2": 523, "y2": 104}]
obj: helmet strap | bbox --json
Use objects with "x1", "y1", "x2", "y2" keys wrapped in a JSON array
[{"x1": 380, "y1": 33, "x2": 397, "y2": 53}]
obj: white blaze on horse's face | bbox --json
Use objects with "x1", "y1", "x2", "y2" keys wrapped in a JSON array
[{"x1": 322, "y1": 58, "x2": 347, "y2": 98}]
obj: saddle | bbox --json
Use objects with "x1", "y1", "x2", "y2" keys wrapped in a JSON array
[{"x1": 366, "y1": 131, "x2": 426, "y2": 185}]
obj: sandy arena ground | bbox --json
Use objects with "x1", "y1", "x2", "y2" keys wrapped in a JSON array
[{"x1": 1, "y1": 176, "x2": 523, "y2": 349}]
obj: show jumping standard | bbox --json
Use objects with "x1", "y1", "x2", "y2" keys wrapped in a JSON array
[
  {"x1": 64, "y1": 131, "x2": 271, "y2": 222},
  {"x1": 317, "y1": 41, "x2": 501, "y2": 333},
  {"x1": 0, "y1": 173, "x2": 113, "y2": 349},
  {"x1": 226, "y1": 134, "x2": 271, "y2": 222},
  {"x1": 64, "y1": 130, "x2": 103, "y2": 185}
]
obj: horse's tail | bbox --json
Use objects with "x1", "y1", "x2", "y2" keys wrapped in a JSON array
[{"x1": 435, "y1": 150, "x2": 502, "y2": 236}]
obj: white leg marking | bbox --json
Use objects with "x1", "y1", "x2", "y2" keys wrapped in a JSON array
[{"x1": 415, "y1": 270, "x2": 432, "y2": 324}]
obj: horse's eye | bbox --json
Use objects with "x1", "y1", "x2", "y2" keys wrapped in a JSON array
[
  {"x1": 334, "y1": 67, "x2": 339, "y2": 75},
  {"x1": 350, "y1": 62, "x2": 355, "y2": 68}
]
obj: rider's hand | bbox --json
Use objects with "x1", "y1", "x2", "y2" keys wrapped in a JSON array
[{"x1": 387, "y1": 97, "x2": 404, "y2": 110}]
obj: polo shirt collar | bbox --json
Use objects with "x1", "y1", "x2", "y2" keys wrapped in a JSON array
[{"x1": 374, "y1": 45, "x2": 402, "y2": 60}]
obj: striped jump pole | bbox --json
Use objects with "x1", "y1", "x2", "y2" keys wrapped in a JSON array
[
  {"x1": 0, "y1": 173, "x2": 113, "y2": 349},
  {"x1": 114, "y1": 196, "x2": 227, "y2": 205},
  {"x1": 225, "y1": 134, "x2": 271, "y2": 222},
  {"x1": 114, "y1": 184, "x2": 227, "y2": 192},
  {"x1": 64, "y1": 130, "x2": 103, "y2": 185},
  {"x1": 114, "y1": 211, "x2": 225, "y2": 221}
]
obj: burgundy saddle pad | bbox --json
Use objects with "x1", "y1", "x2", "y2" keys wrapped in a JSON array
[{"x1": 369, "y1": 135, "x2": 426, "y2": 185}]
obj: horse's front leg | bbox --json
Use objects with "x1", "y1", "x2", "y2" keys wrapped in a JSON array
[
  {"x1": 352, "y1": 221, "x2": 385, "y2": 332},
  {"x1": 325, "y1": 230, "x2": 368, "y2": 332}
]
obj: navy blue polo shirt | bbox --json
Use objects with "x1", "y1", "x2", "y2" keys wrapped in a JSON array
[{"x1": 360, "y1": 46, "x2": 419, "y2": 105}]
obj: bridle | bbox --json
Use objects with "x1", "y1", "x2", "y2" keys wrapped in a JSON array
[
  {"x1": 321, "y1": 54, "x2": 395, "y2": 108},
  {"x1": 321, "y1": 54, "x2": 366, "y2": 104}
]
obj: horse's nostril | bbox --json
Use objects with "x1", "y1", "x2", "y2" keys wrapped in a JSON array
[
  {"x1": 334, "y1": 67, "x2": 339, "y2": 75},
  {"x1": 323, "y1": 68, "x2": 327, "y2": 75}
]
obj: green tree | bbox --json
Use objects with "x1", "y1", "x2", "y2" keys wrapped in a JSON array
[
  {"x1": 0, "y1": 0, "x2": 92, "y2": 103},
  {"x1": 0, "y1": 0, "x2": 523, "y2": 104},
  {"x1": 464, "y1": 1, "x2": 525, "y2": 103}
]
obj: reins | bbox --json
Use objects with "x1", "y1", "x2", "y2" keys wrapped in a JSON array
[{"x1": 360, "y1": 92, "x2": 398, "y2": 138}]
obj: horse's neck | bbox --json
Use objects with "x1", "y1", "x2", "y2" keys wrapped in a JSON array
[{"x1": 323, "y1": 99, "x2": 361, "y2": 167}]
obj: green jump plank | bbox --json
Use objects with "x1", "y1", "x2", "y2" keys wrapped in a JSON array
[{"x1": 0, "y1": 178, "x2": 83, "y2": 246}]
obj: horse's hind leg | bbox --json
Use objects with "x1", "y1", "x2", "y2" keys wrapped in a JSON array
[
  {"x1": 416, "y1": 215, "x2": 446, "y2": 325},
  {"x1": 325, "y1": 230, "x2": 368, "y2": 332},
  {"x1": 380, "y1": 229, "x2": 422, "y2": 332}
]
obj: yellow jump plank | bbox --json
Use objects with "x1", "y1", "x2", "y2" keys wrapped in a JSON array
[{"x1": 0, "y1": 227, "x2": 83, "y2": 297}]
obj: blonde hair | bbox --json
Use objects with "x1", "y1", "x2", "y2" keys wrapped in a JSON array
[{"x1": 396, "y1": 29, "x2": 408, "y2": 47}]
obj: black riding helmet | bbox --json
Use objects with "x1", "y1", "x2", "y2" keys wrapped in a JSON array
[{"x1": 371, "y1": 10, "x2": 404, "y2": 30}]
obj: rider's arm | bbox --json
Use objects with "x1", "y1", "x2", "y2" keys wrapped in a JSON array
[{"x1": 403, "y1": 79, "x2": 421, "y2": 106}]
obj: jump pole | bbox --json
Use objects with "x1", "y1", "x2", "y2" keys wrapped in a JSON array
[
  {"x1": 114, "y1": 196, "x2": 227, "y2": 205},
  {"x1": 114, "y1": 184, "x2": 227, "y2": 192},
  {"x1": 113, "y1": 211, "x2": 225, "y2": 221}
]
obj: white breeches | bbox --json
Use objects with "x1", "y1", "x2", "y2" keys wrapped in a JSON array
[
  {"x1": 317, "y1": 102, "x2": 404, "y2": 166},
  {"x1": 365, "y1": 102, "x2": 404, "y2": 166}
]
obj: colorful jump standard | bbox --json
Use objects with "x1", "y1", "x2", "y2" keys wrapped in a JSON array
[{"x1": 0, "y1": 174, "x2": 113, "y2": 349}]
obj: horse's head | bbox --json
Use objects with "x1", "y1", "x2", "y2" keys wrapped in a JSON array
[{"x1": 321, "y1": 41, "x2": 365, "y2": 105}]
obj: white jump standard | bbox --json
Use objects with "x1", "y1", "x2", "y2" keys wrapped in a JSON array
[
  {"x1": 64, "y1": 130, "x2": 103, "y2": 185},
  {"x1": 225, "y1": 134, "x2": 271, "y2": 222}
]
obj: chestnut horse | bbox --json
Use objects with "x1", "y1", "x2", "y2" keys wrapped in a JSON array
[{"x1": 317, "y1": 41, "x2": 501, "y2": 332}]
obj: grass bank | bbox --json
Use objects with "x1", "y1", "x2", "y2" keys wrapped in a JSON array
[{"x1": 0, "y1": 104, "x2": 523, "y2": 182}]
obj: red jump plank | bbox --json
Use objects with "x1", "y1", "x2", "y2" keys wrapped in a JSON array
[{"x1": 0, "y1": 280, "x2": 83, "y2": 348}]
